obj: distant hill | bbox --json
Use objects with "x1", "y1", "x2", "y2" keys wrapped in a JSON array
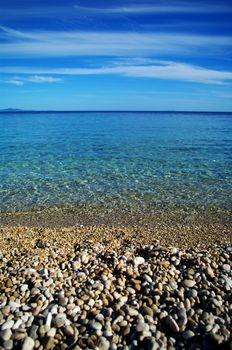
[{"x1": 0, "y1": 108, "x2": 24, "y2": 112}]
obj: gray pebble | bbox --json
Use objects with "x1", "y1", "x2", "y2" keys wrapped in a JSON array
[
  {"x1": 3, "y1": 340, "x2": 13, "y2": 350},
  {"x1": 183, "y1": 330, "x2": 195, "y2": 340},
  {"x1": 90, "y1": 322, "x2": 102, "y2": 331},
  {"x1": 0, "y1": 329, "x2": 12, "y2": 341},
  {"x1": 166, "y1": 316, "x2": 180, "y2": 333},
  {"x1": 136, "y1": 322, "x2": 149, "y2": 333},
  {"x1": 53, "y1": 314, "x2": 66, "y2": 328}
]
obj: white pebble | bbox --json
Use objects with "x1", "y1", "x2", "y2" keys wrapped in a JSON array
[
  {"x1": 45, "y1": 312, "x2": 52, "y2": 328},
  {"x1": 134, "y1": 257, "x2": 145, "y2": 265},
  {"x1": 22, "y1": 337, "x2": 35, "y2": 350},
  {"x1": 1, "y1": 320, "x2": 14, "y2": 330}
]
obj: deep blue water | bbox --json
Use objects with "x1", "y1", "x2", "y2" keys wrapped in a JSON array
[{"x1": 0, "y1": 112, "x2": 231, "y2": 213}]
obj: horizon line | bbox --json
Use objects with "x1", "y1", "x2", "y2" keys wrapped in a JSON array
[{"x1": 0, "y1": 109, "x2": 232, "y2": 114}]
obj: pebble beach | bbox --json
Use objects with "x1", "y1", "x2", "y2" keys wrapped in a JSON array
[
  {"x1": 0, "y1": 110, "x2": 231, "y2": 349},
  {"x1": 0, "y1": 224, "x2": 231, "y2": 350}
]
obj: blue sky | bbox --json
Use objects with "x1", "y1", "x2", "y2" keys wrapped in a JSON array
[{"x1": 0, "y1": 0, "x2": 232, "y2": 111}]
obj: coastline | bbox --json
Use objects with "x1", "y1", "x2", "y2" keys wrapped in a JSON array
[
  {"x1": 1, "y1": 204, "x2": 231, "y2": 253},
  {"x1": 0, "y1": 220, "x2": 231, "y2": 255}
]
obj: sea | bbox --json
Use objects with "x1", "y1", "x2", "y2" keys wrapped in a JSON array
[{"x1": 0, "y1": 111, "x2": 231, "y2": 225}]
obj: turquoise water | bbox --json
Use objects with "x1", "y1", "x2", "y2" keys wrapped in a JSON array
[{"x1": 0, "y1": 112, "x2": 231, "y2": 215}]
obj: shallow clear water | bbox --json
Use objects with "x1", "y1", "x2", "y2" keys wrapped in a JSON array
[{"x1": 0, "y1": 112, "x2": 231, "y2": 214}]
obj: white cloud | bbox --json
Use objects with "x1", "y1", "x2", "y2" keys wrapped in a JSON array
[
  {"x1": 4, "y1": 75, "x2": 61, "y2": 86},
  {"x1": 6, "y1": 79, "x2": 24, "y2": 86},
  {"x1": 1, "y1": 2, "x2": 230, "y2": 21},
  {"x1": 74, "y1": 3, "x2": 232, "y2": 15},
  {"x1": 1, "y1": 61, "x2": 232, "y2": 85},
  {"x1": 0, "y1": 26, "x2": 231, "y2": 58},
  {"x1": 27, "y1": 75, "x2": 61, "y2": 83}
]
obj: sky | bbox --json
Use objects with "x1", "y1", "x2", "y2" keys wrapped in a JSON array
[{"x1": 0, "y1": 0, "x2": 232, "y2": 111}]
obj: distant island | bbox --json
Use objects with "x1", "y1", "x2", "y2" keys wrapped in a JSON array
[{"x1": 0, "y1": 108, "x2": 24, "y2": 112}]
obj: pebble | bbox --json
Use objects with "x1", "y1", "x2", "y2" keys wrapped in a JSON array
[
  {"x1": 0, "y1": 241, "x2": 231, "y2": 350},
  {"x1": 53, "y1": 314, "x2": 66, "y2": 328},
  {"x1": 8, "y1": 301, "x2": 21, "y2": 309},
  {"x1": 90, "y1": 322, "x2": 102, "y2": 331},
  {"x1": 183, "y1": 330, "x2": 195, "y2": 340},
  {"x1": 3, "y1": 339, "x2": 13, "y2": 350},
  {"x1": 133, "y1": 257, "x2": 145, "y2": 265},
  {"x1": 20, "y1": 284, "x2": 28, "y2": 292},
  {"x1": 136, "y1": 322, "x2": 149, "y2": 333},
  {"x1": 98, "y1": 337, "x2": 110, "y2": 350},
  {"x1": 1, "y1": 320, "x2": 14, "y2": 331},
  {"x1": 143, "y1": 274, "x2": 153, "y2": 283},
  {"x1": 22, "y1": 337, "x2": 35, "y2": 350},
  {"x1": 205, "y1": 267, "x2": 215, "y2": 278},
  {"x1": 45, "y1": 313, "x2": 52, "y2": 328},
  {"x1": 166, "y1": 316, "x2": 180, "y2": 333},
  {"x1": 222, "y1": 264, "x2": 231, "y2": 272},
  {"x1": 0, "y1": 329, "x2": 12, "y2": 341},
  {"x1": 128, "y1": 307, "x2": 139, "y2": 317},
  {"x1": 182, "y1": 280, "x2": 196, "y2": 288}
]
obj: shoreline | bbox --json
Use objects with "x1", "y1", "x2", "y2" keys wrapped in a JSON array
[
  {"x1": 0, "y1": 204, "x2": 231, "y2": 228},
  {"x1": 0, "y1": 220, "x2": 231, "y2": 255}
]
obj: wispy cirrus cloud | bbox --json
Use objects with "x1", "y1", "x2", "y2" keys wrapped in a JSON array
[
  {"x1": 27, "y1": 75, "x2": 61, "y2": 83},
  {"x1": 1, "y1": 61, "x2": 232, "y2": 85},
  {"x1": 4, "y1": 75, "x2": 61, "y2": 86},
  {"x1": 6, "y1": 79, "x2": 24, "y2": 86},
  {"x1": 73, "y1": 2, "x2": 232, "y2": 15},
  {"x1": 0, "y1": 25, "x2": 232, "y2": 58},
  {"x1": 1, "y1": 1, "x2": 231, "y2": 21}
]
